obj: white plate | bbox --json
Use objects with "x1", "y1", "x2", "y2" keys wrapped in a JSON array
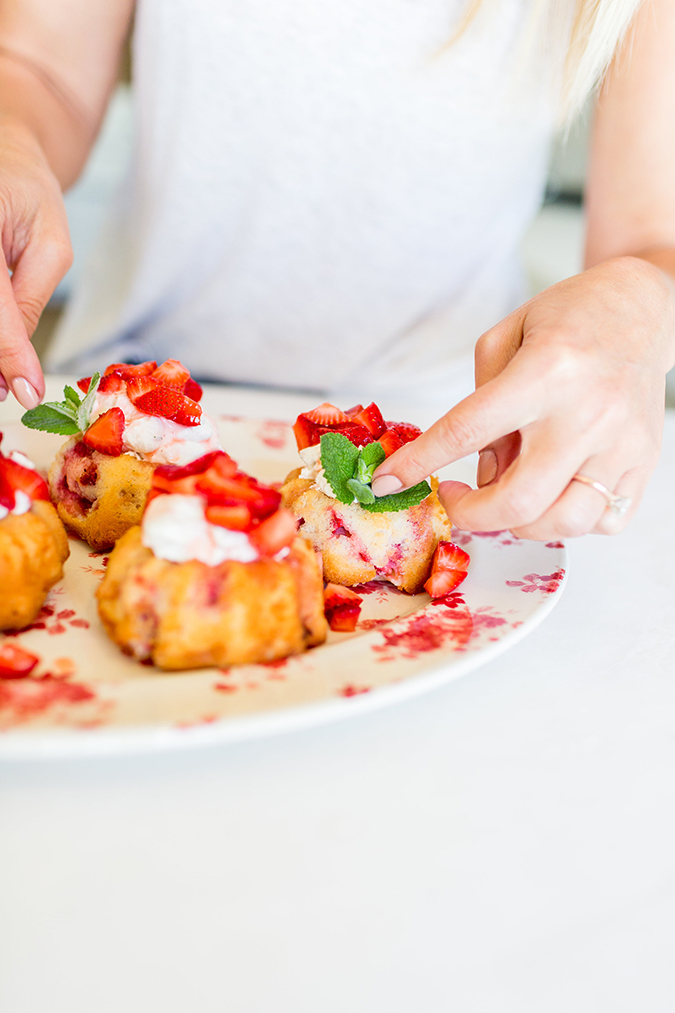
[{"x1": 0, "y1": 400, "x2": 567, "y2": 759}]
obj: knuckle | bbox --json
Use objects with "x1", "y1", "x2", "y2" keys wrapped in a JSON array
[
  {"x1": 555, "y1": 510, "x2": 594, "y2": 539},
  {"x1": 439, "y1": 410, "x2": 483, "y2": 455},
  {"x1": 498, "y1": 486, "x2": 540, "y2": 526}
]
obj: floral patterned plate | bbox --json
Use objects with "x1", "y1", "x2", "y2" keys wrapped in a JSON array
[{"x1": 0, "y1": 400, "x2": 567, "y2": 758}]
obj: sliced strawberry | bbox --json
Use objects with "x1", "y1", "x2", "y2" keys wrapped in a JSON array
[
  {"x1": 423, "y1": 541, "x2": 470, "y2": 598},
  {"x1": 293, "y1": 416, "x2": 373, "y2": 450},
  {"x1": 196, "y1": 470, "x2": 281, "y2": 518},
  {"x1": 324, "y1": 583, "x2": 362, "y2": 632},
  {"x1": 153, "y1": 451, "x2": 229, "y2": 484},
  {"x1": 386, "y1": 421, "x2": 422, "y2": 445},
  {"x1": 126, "y1": 375, "x2": 159, "y2": 403},
  {"x1": 152, "y1": 358, "x2": 190, "y2": 389},
  {"x1": 77, "y1": 376, "x2": 92, "y2": 394},
  {"x1": 248, "y1": 507, "x2": 297, "y2": 555},
  {"x1": 344, "y1": 404, "x2": 364, "y2": 417},
  {"x1": 98, "y1": 372, "x2": 127, "y2": 394},
  {"x1": 205, "y1": 503, "x2": 252, "y2": 531},
  {"x1": 152, "y1": 472, "x2": 201, "y2": 496},
  {"x1": 0, "y1": 642, "x2": 40, "y2": 678},
  {"x1": 0, "y1": 456, "x2": 49, "y2": 506},
  {"x1": 184, "y1": 377, "x2": 203, "y2": 402},
  {"x1": 378, "y1": 428, "x2": 404, "y2": 457},
  {"x1": 304, "y1": 402, "x2": 350, "y2": 426},
  {"x1": 134, "y1": 387, "x2": 202, "y2": 426},
  {"x1": 83, "y1": 407, "x2": 125, "y2": 456},
  {"x1": 351, "y1": 402, "x2": 386, "y2": 438},
  {"x1": 104, "y1": 360, "x2": 157, "y2": 380}
]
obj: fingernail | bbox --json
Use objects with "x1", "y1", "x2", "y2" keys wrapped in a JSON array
[
  {"x1": 477, "y1": 449, "x2": 497, "y2": 487},
  {"x1": 10, "y1": 377, "x2": 40, "y2": 410},
  {"x1": 0, "y1": 386, "x2": 6, "y2": 402},
  {"x1": 371, "y1": 475, "x2": 403, "y2": 497}
]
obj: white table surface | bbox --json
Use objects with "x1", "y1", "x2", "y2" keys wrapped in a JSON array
[{"x1": 1, "y1": 382, "x2": 674, "y2": 1013}]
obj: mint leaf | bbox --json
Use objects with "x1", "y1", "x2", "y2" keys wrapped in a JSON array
[
  {"x1": 346, "y1": 478, "x2": 376, "y2": 504},
  {"x1": 361, "y1": 480, "x2": 432, "y2": 513},
  {"x1": 63, "y1": 385, "x2": 82, "y2": 410},
  {"x1": 21, "y1": 403, "x2": 81, "y2": 435},
  {"x1": 320, "y1": 432, "x2": 360, "y2": 504},
  {"x1": 76, "y1": 371, "x2": 101, "y2": 432}
]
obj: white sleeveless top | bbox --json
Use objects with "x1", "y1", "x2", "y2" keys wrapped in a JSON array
[{"x1": 48, "y1": 0, "x2": 556, "y2": 404}]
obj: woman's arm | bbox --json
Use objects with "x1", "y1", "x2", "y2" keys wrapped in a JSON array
[
  {"x1": 0, "y1": 0, "x2": 134, "y2": 407},
  {"x1": 372, "y1": 0, "x2": 675, "y2": 539}
]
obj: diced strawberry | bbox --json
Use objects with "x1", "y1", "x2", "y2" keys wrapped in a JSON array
[
  {"x1": 152, "y1": 472, "x2": 201, "y2": 496},
  {"x1": 126, "y1": 375, "x2": 159, "y2": 403},
  {"x1": 293, "y1": 402, "x2": 376, "y2": 450},
  {"x1": 152, "y1": 358, "x2": 190, "y2": 389},
  {"x1": 205, "y1": 503, "x2": 252, "y2": 531},
  {"x1": 344, "y1": 404, "x2": 364, "y2": 417},
  {"x1": 324, "y1": 583, "x2": 362, "y2": 632},
  {"x1": 378, "y1": 428, "x2": 404, "y2": 457},
  {"x1": 144, "y1": 488, "x2": 164, "y2": 509},
  {"x1": 423, "y1": 541, "x2": 470, "y2": 598},
  {"x1": 0, "y1": 642, "x2": 40, "y2": 678},
  {"x1": 434, "y1": 541, "x2": 471, "y2": 572},
  {"x1": 351, "y1": 402, "x2": 386, "y2": 438},
  {"x1": 77, "y1": 376, "x2": 92, "y2": 394},
  {"x1": 196, "y1": 470, "x2": 281, "y2": 518},
  {"x1": 248, "y1": 508, "x2": 297, "y2": 555},
  {"x1": 0, "y1": 455, "x2": 49, "y2": 507},
  {"x1": 104, "y1": 360, "x2": 157, "y2": 379},
  {"x1": 386, "y1": 421, "x2": 423, "y2": 445},
  {"x1": 133, "y1": 387, "x2": 202, "y2": 426},
  {"x1": 184, "y1": 377, "x2": 203, "y2": 402},
  {"x1": 304, "y1": 402, "x2": 350, "y2": 426},
  {"x1": 153, "y1": 451, "x2": 230, "y2": 483},
  {"x1": 98, "y1": 372, "x2": 127, "y2": 394},
  {"x1": 83, "y1": 407, "x2": 125, "y2": 456}
]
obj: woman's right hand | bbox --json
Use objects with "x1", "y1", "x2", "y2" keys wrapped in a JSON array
[{"x1": 0, "y1": 117, "x2": 73, "y2": 408}]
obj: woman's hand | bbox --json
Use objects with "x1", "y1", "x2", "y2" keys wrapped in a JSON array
[
  {"x1": 371, "y1": 256, "x2": 675, "y2": 539},
  {"x1": 0, "y1": 118, "x2": 73, "y2": 407}
]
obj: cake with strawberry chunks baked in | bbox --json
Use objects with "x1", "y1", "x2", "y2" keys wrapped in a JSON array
[
  {"x1": 0, "y1": 435, "x2": 69, "y2": 630},
  {"x1": 97, "y1": 450, "x2": 327, "y2": 669},
  {"x1": 22, "y1": 360, "x2": 222, "y2": 553},
  {"x1": 280, "y1": 401, "x2": 459, "y2": 594}
]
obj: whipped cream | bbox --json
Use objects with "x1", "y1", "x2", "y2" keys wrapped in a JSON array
[
  {"x1": 142, "y1": 494, "x2": 259, "y2": 565},
  {"x1": 298, "y1": 444, "x2": 338, "y2": 499},
  {"x1": 90, "y1": 389, "x2": 221, "y2": 466},
  {"x1": 0, "y1": 490, "x2": 32, "y2": 521}
]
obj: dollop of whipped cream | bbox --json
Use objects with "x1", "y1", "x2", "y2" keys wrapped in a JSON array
[
  {"x1": 298, "y1": 444, "x2": 337, "y2": 499},
  {"x1": 0, "y1": 452, "x2": 40, "y2": 520},
  {"x1": 90, "y1": 389, "x2": 221, "y2": 466},
  {"x1": 142, "y1": 494, "x2": 259, "y2": 566}
]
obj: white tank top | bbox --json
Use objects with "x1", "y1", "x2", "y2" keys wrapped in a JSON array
[{"x1": 48, "y1": 0, "x2": 556, "y2": 404}]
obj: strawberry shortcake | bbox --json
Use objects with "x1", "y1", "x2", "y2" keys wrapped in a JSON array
[
  {"x1": 97, "y1": 451, "x2": 327, "y2": 669},
  {"x1": 281, "y1": 401, "x2": 456, "y2": 594},
  {"x1": 22, "y1": 360, "x2": 222, "y2": 552},
  {"x1": 0, "y1": 435, "x2": 69, "y2": 630}
]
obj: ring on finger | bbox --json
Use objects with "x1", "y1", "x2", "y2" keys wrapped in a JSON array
[{"x1": 570, "y1": 473, "x2": 632, "y2": 516}]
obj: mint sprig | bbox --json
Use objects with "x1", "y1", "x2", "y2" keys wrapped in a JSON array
[
  {"x1": 319, "y1": 432, "x2": 431, "y2": 512},
  {"x1": 21, "y1": 372, "x2": 101, "y2": 435}
]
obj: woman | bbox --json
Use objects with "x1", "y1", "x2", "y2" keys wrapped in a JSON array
[{"x1": 0, "y1": 0, "x2": 673, "y2": 541}]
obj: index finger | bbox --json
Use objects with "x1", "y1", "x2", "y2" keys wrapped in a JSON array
[{"x1": 370, "y1": 351, "x2": 543, "y2": 496}]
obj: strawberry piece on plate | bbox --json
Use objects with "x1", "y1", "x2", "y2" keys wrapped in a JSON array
[
  {"x1": 77, "y1": 376, "x2": 92, "y2": 394},
  {"x1": 98, "y1": 372, "x2": 127, "y2": 394},
  {"x1": 83, "y1": 407, "x2": 125, "y2": 456},
  {"x1": 184, "y1": 377, "x2": 203, "y2": 402},
  {"x1": 248, "y1": 508, "x2": 297, "y2": 555},
  {"x1": 105, "y1": 361, "x2": 157, "y2": 380},
  {"x1": 152, "y1": 359, "x2": 190, "y2": 389},
  {"x1": 324, "y1": 583, "x2": 362, "y2": 632},
  {"x1": 205, "y1": 503, "x2": 252, "y2": 531},
  {"x1": 133, "y1": 387, "x2": 202, "y2": 426},
  {"x1": 378, "y1": 428, "x2": 404, "y2": 457},
  {"x1": 351, "y1": 402, "x2": 386, "y2": 438},
  {"x1": 0, "y1": 642, "x2": 39, "y2": 678},
  {"x1": 423, "y1": 541, "x2": 470, "y2": 598}
]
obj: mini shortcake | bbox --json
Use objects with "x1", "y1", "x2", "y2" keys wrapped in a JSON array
[
  {"x1": 0, "y1": 435, "x2": 69, "y2": 630},
  {"x1": 22, "y1": 360, "x2": 222, "y2": 552},
  {"x1": 281, "y1": 401, "x2": 456, "y2": 594},
  {"x1": 97, "y1": 451, "x2": 327, "y2": 669}
]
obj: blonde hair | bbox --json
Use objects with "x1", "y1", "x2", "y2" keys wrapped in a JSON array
[{"x1": 453, "y1": 0, "x2": 645, "y2": 122}]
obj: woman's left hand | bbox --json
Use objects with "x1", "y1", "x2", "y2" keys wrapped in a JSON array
[{"x1": 370, "y1": 256, "x2": 675, "y2": 539}]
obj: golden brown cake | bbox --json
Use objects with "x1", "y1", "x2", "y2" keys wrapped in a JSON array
[
  {"x1": 0, "y1": 443, "x2": 69, "y2": 630},
  {"x1": 282, "y1": 471, "x2": 451, "y2": 593},
  {"x1": 49, "y1": 439, "x2": 154, "y2": 553},
  {"x1": 96, "y1": 451, "x2": 327, "y2": 669}
]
